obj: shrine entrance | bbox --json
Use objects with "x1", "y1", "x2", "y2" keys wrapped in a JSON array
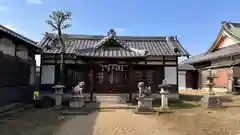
[{"x1": 95, "y1": 64, "x2": 129, "y2": 93}]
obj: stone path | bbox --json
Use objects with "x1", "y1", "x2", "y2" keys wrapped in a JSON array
[{"x1": 56, "y1": 109, "x2": 178, "y2": 135}]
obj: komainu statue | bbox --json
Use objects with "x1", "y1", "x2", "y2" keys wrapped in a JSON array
[{"x1": 138, "y1": 82, "x2": 151, "y2": 97}]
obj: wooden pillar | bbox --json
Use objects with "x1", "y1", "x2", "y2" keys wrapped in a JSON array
[
  {"x1": 163, "y1": 56, "x2": 165, "y2": 80},
  {"x1": 128, "y1": 63, "x2": 133, "y2": 101},
  {"x1": 90, "y1": 65, "x2": 95, "y2": 101},
  {"x1": 143, "y1": 60, "x2": 147, "y2": 83},
  {"x1": 60, "y1": 53, "x2": 65, "y2": 85}
]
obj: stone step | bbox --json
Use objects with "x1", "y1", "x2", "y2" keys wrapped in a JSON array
[
  {"x1": 94, "y1": 96, "x2": 126, "y2": 104},
  {"x1": 86, "y1": 103, "x2": 134, "y2": 109}
]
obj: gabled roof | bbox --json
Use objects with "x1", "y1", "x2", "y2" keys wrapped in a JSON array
[
  {"x1": 183, "y1": 45, "x2": 240, "y2": 64},
  {"x1": 0, "y1": 25, "x2": 40, "y2": 50},
  {"x1": 38, "y1": 29, "x2": 190, "y2": 58},
  {"x1": 182, "y1": 21, "x2": 240, "y2": 64},
  {"x1": 207, "y1": 21, "x2": 240, "y2": 53}
]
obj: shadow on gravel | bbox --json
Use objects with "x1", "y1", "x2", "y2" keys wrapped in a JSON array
[
  {"x1": 169, "y1": 101, "x2": 200, "y2": 109},
  {"x1": 56, "y1": 102, "x2": 102, "y2": 135},
  {"x1": 0, "y1": 103, "x2": 101, "y2": 135},
  {"x1": 179, "y1": 94, "x2": 234, "y2": 103},
  {"x1": 179, "y1": 94, "x2": 203, "y2": 102}
]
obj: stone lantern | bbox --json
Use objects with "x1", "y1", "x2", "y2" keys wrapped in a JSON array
[
  {"x1": 158, "y1": 79, "x2": 171, "y2": 109},
  {"x1": 52, "y1": 82, "x2": 65, "y2": 106},
  {"x1": 201, "y1": 68, "x2": 221, "y2": 108}
]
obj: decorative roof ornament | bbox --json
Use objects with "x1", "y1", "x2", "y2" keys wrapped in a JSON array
[
  {"x1": 129, "y1": 47, "x2": 148, "y2": 56},
  {"x1": 107, "y1": 29, "x2": 116, "y2": 37},
  {"x1": 166, "y1": 36, "x2": 174, "y2": 42}
]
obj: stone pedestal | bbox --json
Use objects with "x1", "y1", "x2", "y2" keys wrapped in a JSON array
[
  {"x1": 137, "y1": 97, "x2": 153, "y2": 107},
  {"x1": 69, "y1": 96, "x2": 85, "y2": 108},
  {"x1": 201, "y1": 93, "x2": 221, "y2": 108},
  {"x1": 160, "y1": 90, "x2": 169, "y2": 109},
  {"x1": 136, "y1": 97, "x2": 154, "y2": 112}
]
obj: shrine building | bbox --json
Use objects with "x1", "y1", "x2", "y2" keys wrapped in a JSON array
[{"x1": 37, "y1": 29, "x2": 189, "y2": 101}]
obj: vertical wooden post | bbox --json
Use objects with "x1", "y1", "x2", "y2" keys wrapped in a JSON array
[
  {"x1": 128, "y1": 63, "x2": 133, "y2": 102},
  {"x1": 163, "y1": 56, "x2": 165, "y2": 81},
  {"x1": 143, "y1": 60, "x2": 147, "y2": 83},
  {"x1": 90, "y1": 65, "x2": 95, "y2": 101}
]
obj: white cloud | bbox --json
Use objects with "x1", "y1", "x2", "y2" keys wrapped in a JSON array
[
  {"x1": 114, "y1": 28, "x2": 125, "y2": 35},
  {"x1": 0, "y1": 6, "x2": 8, "y2": 11},
  {"x1": 115, "y1": 28, "x2": 125, "y2": 31},
  {"x1": 26, "y1": 0, "x2": 43, "y2": 4}
]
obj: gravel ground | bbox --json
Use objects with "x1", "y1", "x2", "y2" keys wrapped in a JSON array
[
  {"x1": 0, "y1": 105, "x2": 240, "y2": 135},
  {"x1": 155, "y1": 107, "x2": 240, "y2": 135}
]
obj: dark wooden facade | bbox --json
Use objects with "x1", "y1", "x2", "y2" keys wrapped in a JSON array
[
  {"x1": 38, "y1": 29, "x2": 190, "y2": 100},
  {"x1": 0, "y1": 25, "x2": 40, "y2": 106},
  {"x1": 40, "y1": 54, "x2": 179, "y2": 98}
]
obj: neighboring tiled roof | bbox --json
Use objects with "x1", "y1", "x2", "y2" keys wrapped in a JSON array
[
  {"x1": 180, "y1": 53, "x2": 205, "y2": 64},
  {"x1": 183, "y1": 45, "x2": 240, "y2": 64},
  {"x1": 178, "y1": 64, "x2": 196, "y2": 71},
  {"x1": 183, "y1": 21, "x2": 240, "y2": 64},
  {"x1": 38, "y1": 29, "x2": 190, "y2": 58},
  {"x1": 222, "y1": 21, "x2": 240, "y2": 41},
  {"x1": 0, "y1": 25, "x2": 40, "y2": 49}
]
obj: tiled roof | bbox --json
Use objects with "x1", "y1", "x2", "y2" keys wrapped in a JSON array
[
  {"x1": 178, "y1": 64, "x2": 196, "y2": 71},
  {"x1": 75, "y1": 47, "x2": 145, "y2": 58},
  {"x1": 222, "y1": 21, "x2": 240, "y2": 40},
  {"x1": 183, "y1": 21, "x2": 240, "y2": 64},
  {"x1": 38, "y1": 29, "x2": 190, "y2": 58},
  {"x1": 0, "y1": 25, "x2": 40, "y2": 49},
  {"x1": 183, "y1": 45, "x2": 240, "y2": 64}
]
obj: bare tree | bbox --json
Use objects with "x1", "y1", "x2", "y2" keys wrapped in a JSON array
[{"x1": 46, "y1": 10, "x2": 72, "y2": 85}]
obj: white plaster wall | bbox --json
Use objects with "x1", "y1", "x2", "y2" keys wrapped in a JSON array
[
  {"x1": 0, "y1": 37, "x2": 15, "y2": 56},
  {"x1": 16, "y1": 44, "x2": 28, "y2": 59},
  {"x1": 41, "y1": 65, "x2": 55, "y2": 84},
  {"x1": 164, "y1": 66, "x2": 177, "y2": 85},
  {"x1": 178, "y1": 71, "x2": 186, "y2": 90}
]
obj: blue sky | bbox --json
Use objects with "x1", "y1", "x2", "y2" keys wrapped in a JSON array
[{"x1": 1, "y1": 0, "x2": 240, "y2": 55}]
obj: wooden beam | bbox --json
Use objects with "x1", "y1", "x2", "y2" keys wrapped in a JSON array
[
  {"x1": 91, "y1": 65, "x2": 96, "y2": 101},
  {"x1": 163, "y1": 56, "x2": 165, "y2": 80}
]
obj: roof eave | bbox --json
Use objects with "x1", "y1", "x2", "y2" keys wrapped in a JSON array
[
  {"x1": 0, "y1": 25, "x2": 39, "y2": 49},
  {"x1": 207, "y1": 22, "x2": 240, "y2": 53},
  {"x1": 173, "y1": 36, "x2": 191, "y2": 57}
]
